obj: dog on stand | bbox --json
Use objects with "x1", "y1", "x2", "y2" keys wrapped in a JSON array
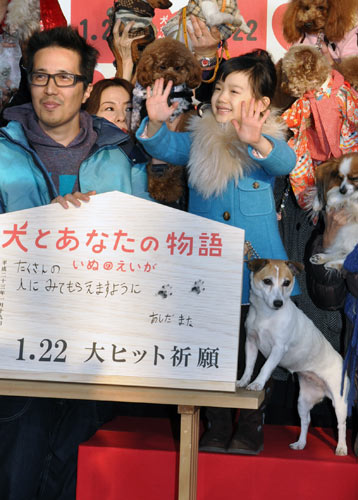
[
  {"x1": 200, "y1": 299, "x2": 274, "y2": 455},
  {"x1": 237, "y1": 258, "x2": 348, "y2": 455}
]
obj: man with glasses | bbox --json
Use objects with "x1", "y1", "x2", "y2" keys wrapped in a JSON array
[{"x1": 0, "y1": 26, "x2": 148, "y2": 500}]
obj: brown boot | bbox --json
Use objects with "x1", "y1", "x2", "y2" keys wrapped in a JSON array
[
  {"x1": 227, "y1": 379, "x2": 273, "y2": 455},
  {"x1": 199, "y1": 407, "x2": 233, "y2": 453},
  {"x1": 227, "y1": 407, "x2": 264, "y2": 455}
]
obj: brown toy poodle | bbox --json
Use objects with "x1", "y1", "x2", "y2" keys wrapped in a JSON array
[
  {"x1": 279, "y1": 0, "x2": 358, "y2": 94},
  {"x1": 132, "y1": 37, "x2": 201, "y2": 130},
  {"x1": 136, "y1": 37, "x2": 202, "y2": 89},
  {"x1": 283, "y1": 0, "x2": 357, "y2": 45},
  {"x1": 280, "y1": 45, "x2": 331, "y2": 98},
  {"x1": 134, "y1": 38, "x2": 202, "y2": 209}
]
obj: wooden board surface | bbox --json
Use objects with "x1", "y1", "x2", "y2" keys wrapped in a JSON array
[{"x1": 0, "y1": 192, "x2": 245, "y2": 391}]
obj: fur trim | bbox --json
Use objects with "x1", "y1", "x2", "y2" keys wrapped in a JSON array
[
  {"x1": 5, "y1": 0, "x2": 40, "y2": 41},
  {"x1": 187, "y1": 109, "x2": 289, "y2": 198}
]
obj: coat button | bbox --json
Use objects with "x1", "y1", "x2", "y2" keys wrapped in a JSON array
[
  {"x1": 223, "y1": 211, "x2": 231, "y2": 221},
  {"x1": 253, "y1": 182, "x2": 260, "y2": 189}
]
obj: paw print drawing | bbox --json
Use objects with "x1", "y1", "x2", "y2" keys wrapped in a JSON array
[
  {"x1": 157, "y1": 284, "x2": 173, "y2": 299},
  {"x1": 191, "y1": 280, "x2": 205, "y2": 294}
]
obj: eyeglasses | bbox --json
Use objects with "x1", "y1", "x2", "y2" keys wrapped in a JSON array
[{"x1": 28, "y1": 72, "x2": 87, "y2": 87}]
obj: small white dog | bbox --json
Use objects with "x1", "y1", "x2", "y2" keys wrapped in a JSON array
[{"x1": 237, "y1": 258, "x2": 348, "y2": 455}]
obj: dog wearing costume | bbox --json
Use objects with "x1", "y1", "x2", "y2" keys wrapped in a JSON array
[
  {"x1": 282, "y1": 0, "x2": 358, "y2": 90},
  {"x1": 280, "y1": 45, "x2": 358, "y2": 208}
]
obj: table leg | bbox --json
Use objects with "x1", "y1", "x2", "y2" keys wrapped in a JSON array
[{"x1": 177, "y1": 405, "x2": 200, "y2": 500}]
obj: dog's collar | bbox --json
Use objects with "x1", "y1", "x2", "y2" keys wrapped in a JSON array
[
  {"x1": 169, "y1": 88, "x2": 193, "y2": 102},
  {"x1": 300, "y1": 31, "x2": 337, "y2": 53}
]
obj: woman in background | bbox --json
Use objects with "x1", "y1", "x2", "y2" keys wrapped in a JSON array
[
  {"x1": 85, "y1": 78, "x2": 149, "y2": 197},
  {"x1": 85, "y1": 77, "x2": 133, "y2": 133}
]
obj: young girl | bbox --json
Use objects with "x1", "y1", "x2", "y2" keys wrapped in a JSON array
[
  {"x1": 137, "y1": 50, "x2": 297, "y2": 303},
  {"x1": 136, "y1": 50, "x2": 299, "y2": 455}
]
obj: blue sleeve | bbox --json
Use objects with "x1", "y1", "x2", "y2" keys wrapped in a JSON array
[
  {"x1": 248, "y1": 135, "x2": 296, "y2": 176},
  {"x1": 131, "y1": 162, "x2": 149, "y2": 198},
  {"x1": 136, "y1": 117, "x2": 191, "y2": 166}
]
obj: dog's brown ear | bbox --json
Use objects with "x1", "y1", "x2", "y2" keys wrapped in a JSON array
[
  {"x1": 136, "y1": 52, "x2": 155, "y2": 88},
  {"x1": 286, "y1": 261, "x2": 304, "y2": 276},
  {"x1": 315, "y1": 159, "x2": 339, "y2": 184},
  {"x1": 186, "y1": 59, "x2": 202, "y2": 89},
  {"x1": 314, "y1": 159, "x2": 341, "y2": 208},
  {"x1": 247, "y1": 259, "x2": 269, "y2": 273},
  {"x1": 282, "y1": 0, "x2": 301, "y2": 43},
  {"x1": 324, "y1": 0, "x2": 351, "y2": 42}
]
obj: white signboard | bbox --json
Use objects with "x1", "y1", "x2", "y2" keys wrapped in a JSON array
[{"x1": 0, "y1": 192, "x2": 244, "y2": 391}]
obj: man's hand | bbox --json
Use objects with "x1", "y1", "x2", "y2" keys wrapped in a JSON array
[{"x1": 51, "y1": 191, "x2": 96, "y2": 209}]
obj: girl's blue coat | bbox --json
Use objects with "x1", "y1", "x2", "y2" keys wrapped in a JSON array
[{"x1": 137, "y1": 118, "x2": 299, "y2": 303}]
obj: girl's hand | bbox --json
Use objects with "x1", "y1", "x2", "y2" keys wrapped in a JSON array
[
  {"x1": 231, "y1": 99, "x2": 272, "y2": 156},
  {"x1": 146, "y1": 78, "x2": 179, "y2": 136},
  {"x1": 322, "y1": 208, "x2": 348, "y2": 249}
]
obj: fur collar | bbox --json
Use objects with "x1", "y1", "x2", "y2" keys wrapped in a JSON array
[{"x1": 187, "y1": 109, "x2": 288, "y2": 198}]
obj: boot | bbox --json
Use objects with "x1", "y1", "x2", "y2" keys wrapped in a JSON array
[
  {"x1": 227, "y1": 407, "x2": 264, "y2": 455},
  {"x1": 227, "y1": 378, "x2": 274, "y2": 455},
  {"x1": 199, "y1": 407, "x2": 233, "y2": 453}
]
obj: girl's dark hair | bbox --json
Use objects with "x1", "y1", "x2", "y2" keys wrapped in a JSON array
[
  {"x1": 84, "y1": 78, "x2": 134, "y2": 115},
  {"x1": 26, "y1": 26, "x2": 99, "y2": 88},
  {"x1": 215, "y1": 50, "x2": 277, "y2": 101}
]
